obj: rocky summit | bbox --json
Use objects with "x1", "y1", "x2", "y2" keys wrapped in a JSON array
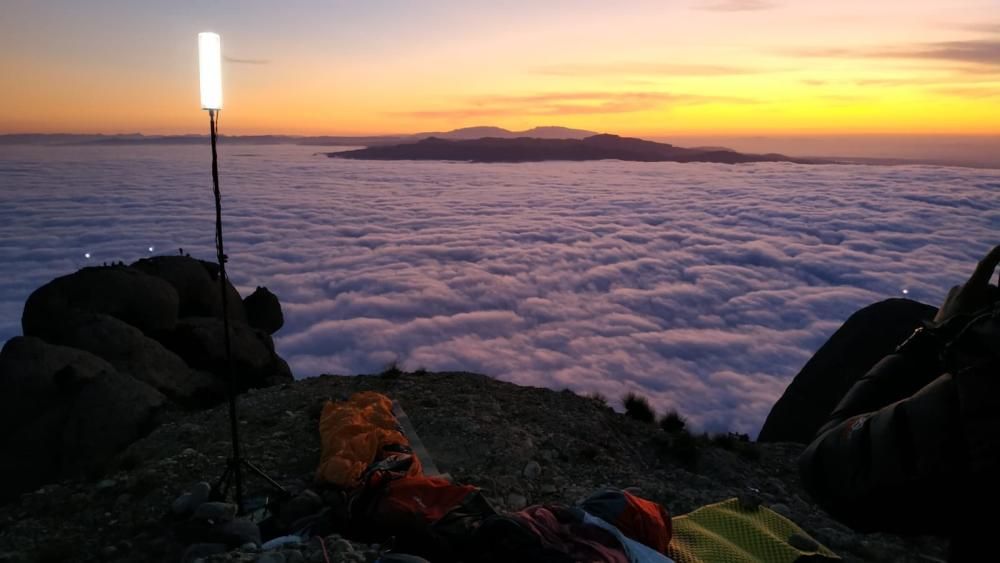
[
  {"x1": 0, "y1": 371, "x2": 946, "y2": 562},
  {"x1": 0, "y1": 263, "x2": 949, "y2": 562}
]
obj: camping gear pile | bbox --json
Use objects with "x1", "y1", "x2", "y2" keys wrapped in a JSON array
[{"x1": 218, "y1": 391, "x2": 838, "y2": 563}]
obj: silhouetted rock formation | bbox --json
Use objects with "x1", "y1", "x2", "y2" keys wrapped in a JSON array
[
  {"x1": 22, "y1": 266, "x2": 179, "y2": 341},
  {"x1": 244, "y1": 286, "x2": 284, "y2": 334},
  {"x1": 131, "y1": 256, "x2": 246, "y2": 322},
  {"x1": 758, "y1": 298, "x2": 936, "y2": 443},
  {"x1": 0, "y1": 336, "x2": 165, "y2": 502},
  {"x1": 0, "y1": 259, "x2": 293, "y2": 501},
  {"x1": 48, "y1": 313, "x2": 223, "y2": 407},
  {"x1": 329, "y1": 134, "x2": 825, "y2": 164},
  {"x1": 158, "y1": 317, "x2": 292, "y2": 389}
]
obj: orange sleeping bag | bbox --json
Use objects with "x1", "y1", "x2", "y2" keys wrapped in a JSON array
[{"x1": 315, "y1": 391, "x2": 422, "y2": 487}]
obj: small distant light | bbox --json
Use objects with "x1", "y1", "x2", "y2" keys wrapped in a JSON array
[
  {"x1": 84, "y1": 252, "x2": 91, "y2": 259},
  {"x1": 902, "y1": 289, "x2": 909, "y2": 295},
  {"x1": 148, "y1": 246, "x2": 155, "y2": 253}
]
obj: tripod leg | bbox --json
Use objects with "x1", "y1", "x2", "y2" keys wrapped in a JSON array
[
  {"x1": 241, "y1": 459, "x2": 289, "y2": 496},
  {"x1": 214, "y1": 459, "x2": 237, "y2": 501}
]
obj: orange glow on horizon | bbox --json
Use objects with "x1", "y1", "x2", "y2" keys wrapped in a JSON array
[{"x1": 1, "y1": 1, "x2": 997, "y2": 137}]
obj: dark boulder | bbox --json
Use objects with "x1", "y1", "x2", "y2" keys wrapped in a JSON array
[
  {"x1": 59, "y1": 359, "x2": 167, "y2": 472},
  {"x1": 243, "y1": 286, "x2": 284, "y2": 334},
  {"x1": 758, "y1": 298, "x2": 936, "y2": 443},
  {"x1": 22, "y1": 265, "x2": 179, "y2": 341},
  {"x1": 0, "y1": 336, "x2": 166, "y2": 501},
  {"x1": 270, "y1": 356, "x2": 293, "y2": 388},
  {"x1": 156, "y1": 317, "x2": 293, "y2": 392},
  {"x1": 131, "y1": 256, "x2": 246, "y2": 322},
  {"x1": 52, "y1": 314, "x2": 224, "y2": 408}
]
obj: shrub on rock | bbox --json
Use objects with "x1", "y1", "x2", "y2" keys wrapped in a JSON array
[
  {"x1": 243, "y1": 286, "x2": 284, "y2": 335},
  {"x1": 659, "y1": 410, "x2": 687, "y2": 434},
  {"x1": 22, "y1": 265, "x2": 179, "y2": 341},
  {"x1": 0, "y1": 336, "x2": 165, "y2": 501},
  {"x1": 586, "y1": 391, "x2": 609, "y2": 407},
  {"x1": 622, "y1": 392, "x2": 656, "y2": 424},
  {"x1": 131, "y1": 256, "x2": 246, "y2": 322}
]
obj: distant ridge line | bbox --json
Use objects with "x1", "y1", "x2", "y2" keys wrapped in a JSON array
[
  {"x1": 328, "y1": 133, "x2": 828, "y2": 165},
  {"x1": 0, "y1": 126, "x2": 598, "y2": 147}
]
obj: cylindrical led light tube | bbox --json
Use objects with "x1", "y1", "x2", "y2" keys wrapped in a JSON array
[{"x1": 199, "y1": 32, "x2": 223, "y2": 110}]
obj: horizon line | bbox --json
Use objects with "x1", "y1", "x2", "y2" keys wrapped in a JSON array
[{"x1": 3, "y1": 130, "x2": 1000, "y2": 138}]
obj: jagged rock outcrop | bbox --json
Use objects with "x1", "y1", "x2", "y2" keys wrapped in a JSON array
[
  {"x1": 243, "y1": 286, "x2": 284, "y2": 335},
  {"x1": 758, "y1": 298, "x2": 936, "y2": 443},
  {"x1": 21, "y1": 266, "x2": 179, "y2": 341},
  {"x1": 131, "y1": 256, "x2": 246, "y2": 322},
  {"x1": 0, "y1": 336, "x2": 165, "y2": 502}
]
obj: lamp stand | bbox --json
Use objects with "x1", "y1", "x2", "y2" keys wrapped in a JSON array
[{"x1": 207, "y1": 109, "x2": 287, "y2": 514}]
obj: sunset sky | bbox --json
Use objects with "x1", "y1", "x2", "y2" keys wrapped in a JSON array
[{"x1": 1, "y1": 0, "x2": 998, "y2": 136}]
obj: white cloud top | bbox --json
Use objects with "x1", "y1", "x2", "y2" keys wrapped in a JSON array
[{"x1": 1, "y1": 144, "x2": 996, "y2": 435}]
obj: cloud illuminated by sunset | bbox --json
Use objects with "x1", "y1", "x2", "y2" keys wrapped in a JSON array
[{"x1": 1, "y1": 0, "x2": 997, "y2": 136}]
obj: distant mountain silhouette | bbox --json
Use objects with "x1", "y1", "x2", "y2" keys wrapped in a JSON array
[
  {"x1": 0, "y1": 127, "x2": 596, "y2": 146},
  {"x1": 0, "y1": 133, "x2": 150, "y2": 145},
  {"x1": 409, "y1": 126, "x2": 598, "y2": 141},
  {"x1": 0, "y1": 133, "x2": 408, "y2": 147},
  {"x1": 329, "y1": 134, "x2": 826, "y2": 164},
  {"x1": 4, "y1": 130, "x2": 997, "y2": 168}
]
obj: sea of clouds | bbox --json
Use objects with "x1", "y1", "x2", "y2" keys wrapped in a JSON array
[{"x1": 1, "y1": 144, "x2": 997, "y2": 435}]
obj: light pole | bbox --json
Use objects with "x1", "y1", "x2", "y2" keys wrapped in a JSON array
[{"x1": 199, "y1": 31, "x2": 285, "y2": 514}]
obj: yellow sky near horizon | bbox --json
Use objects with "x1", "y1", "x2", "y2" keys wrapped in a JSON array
[{"x1": 1, "y1": 0, "x2": 998, "y2": 136}]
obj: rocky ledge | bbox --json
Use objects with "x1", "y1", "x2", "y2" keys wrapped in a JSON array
[{"x1": 0, "y1": 370, "x2": 946, "y2": 562}]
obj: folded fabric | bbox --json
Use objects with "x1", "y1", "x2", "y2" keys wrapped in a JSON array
[
  {"x1": 667, "y1": 498, "x2": 839, "y2": 563},
  {"x1": 582, "y1": 511, "x2": 676, "y2": 563}
]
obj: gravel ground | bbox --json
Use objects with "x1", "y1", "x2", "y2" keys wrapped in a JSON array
[{"x1": 0, "y1": 371, "x2": 947, "y2": 562}]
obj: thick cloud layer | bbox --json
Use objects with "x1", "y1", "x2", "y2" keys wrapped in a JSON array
[{"x1": 1, "y1": 144, "x2": 997, "y2": 435}]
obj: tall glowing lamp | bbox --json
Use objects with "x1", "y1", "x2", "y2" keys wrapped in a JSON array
[
  {"x1": 199, "y1": 33, "x2": 223, "y2": 111},
  {"x1": 199, "y1": 32, "x2": 285, "y2": 514}
]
